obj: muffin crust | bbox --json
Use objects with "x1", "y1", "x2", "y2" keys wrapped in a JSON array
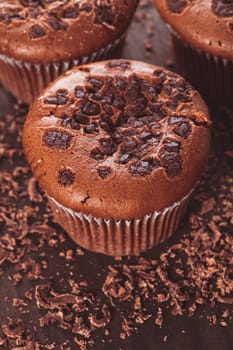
[
  {"x1": 23, "y1": 60, "x2": 211, "y2": 219},
  {"x1": 0, "y1": 0, "x2": 138, "y2": 63},
  {"x1": 155, "y1": 0, "x2": 233, "y2": 59}
]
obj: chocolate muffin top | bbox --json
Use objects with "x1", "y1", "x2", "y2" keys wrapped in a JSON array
[
  {"x1": 0, "y1": 0, "x2": 138, "y2": 63},
  {"x1": 23, "y1": 60, "x2": 211, "y2": 219},
  {"x1": 155, "y1": 0, "x2": 233, "y2": 59}
]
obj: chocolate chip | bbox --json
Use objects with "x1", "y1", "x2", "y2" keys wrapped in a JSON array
[
  {"x1": 29, "y1": 8, "x2": 40, "y2": 19},
  {"x1": 150, "y1": 121, "x2": 161, "y2": 131},
  {"x1": 82, "y1": 100, "x2": 100, "y2": 116},
  {"x1": 166, "y1": 0, "x2": 187, "y2": 14},
  {"x1": 95, "y1": 5, "x2": 114, "y2": 25},
  {"x1": 146, "y1": 135, "x2": 161, "y2": 145},
  {"x1": 99, "y1": 138, "x2": 117, "y2": 156},
  {"x1": 91, "y1": 92, "x2": 103, "y2": 101},
  {"x1": 173, "y1": 121, "x2": 192, "y2": 138},
  {"x1": 73, "y1": 113, "x2": 89, "y2": 125},
  {"x1": 57, "y1": 90, "x2": 68, "y2": 105},
  {"x1": 84, "y1": 123, "x2": 98, "y2": 134},
  {"x1": 115, "y1": 78, "x2": 127, "y2": 90},
  {"x1": 20, "y1": 0, "x2": 39, "y2": 7},
  {"x1": 44, "y1": 90, "x2": 68, "y2": 105},
  {"x1": 171, "y1": 90, "x2": 191, "y2": 103},
  {"x1": 153, "y1": 69, "x2": 167, "y2": 82},
  {"x1": 134, "y1": 120, "x2": 144, "y2": 128},
  {"x1": 150, "y1": 102, "x2": 162, "y2": 113},
  {"x1": 46, "y1": 17, "x2": 67, "y2": 31},
  {"x1": 100, "y1": 118, "x2": 114, "y2": 132},
  {"x1": 58, "y1": 168, "x2": 75, "y2": 187},
  {"x1": 117, "y1": 153, "x2": 132, "y2": 164},
  {"x1": 130, "y1": 158, "x2": 160, "y2": 176},
  {"x1": 44, "y1": 96, "x2": 57, "y2": 105},
  {"x1": 75, "y1": 87, "x2": 86, "y2": 98},
  {"x1": 29, "y1": 24, "x2": 46, "y2": 39},
  {"x1": 163, "y1": 139, "x2": 181, "y2": 152},
  {"x1": 107, "y1": 61, "x2": 130, "y2": 69},
  {"x1": 87, "y1": 78, "x2": 104, "y2": 91},
  {"x1": 112, "y1": 95, "x2": 126, "y2": 110},
  {"x1": 169, "y1": 116, "x2": 186, "y2": 125},
  {"x1": 0, "y1": 7, "x2": 24, "y2": 24},
  {"x1": 140, "y1": 80, "x2": 158, "y2": 96},
  {"x1": 112, "y1": 130, "x2": 123, "y2": 144},
  {"x1": 125, "y1": 78, "x2": 141, "y2": 100},
  {"x1": 80, "y1": 3, "x2": 93, "y2": 12},
  {"x1": 90, "y1": 147, "x2": 105, "y2": 161},
  {"x1": 121, "y1": 137, "x2": 138, "y2": 153},
  {"x1": 102, "y1": 92, "x2": 114, "y2": 104},
  {"x1": 140, "y1": 131, "x2": 153, "y2": 141},
  {"x1": 102, "y1": 103, "x2": 114, "y2": 116},
  {"x1": 43, "y1": 130, "x2": 72, "y2": 150},
  {"x1": 127, "y1": 103, "x2": 146, "y2": 118},
  {"x1": 62, "y1": 5, "x2": 79, "y2": 18},
  {"x1": 61, "y1": 115, "x2": 70, "y2": 127},
  {"x1": 70, "y1": 118, "x2": 81, "y2": 130},
  {"x1": 166, "y1": 101, "x2": 179, "y2": 110},
  {"x1": 97, "y1": 167, "x2": 112, "y2": 179},
  {"x1": 160, "y1": 150, "x2": 182, "y2": 177},
  {"x1": 115, "y1": 112, "x2": 129, "y2": 127}
]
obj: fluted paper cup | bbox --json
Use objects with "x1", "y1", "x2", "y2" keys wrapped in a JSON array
[
  {"x1": 0, "y1": 35, "x2": 124, "y2": 105},
  {"x1": 170, "y1": 29, "x2": 233, "y2": 106},
  {"x1": 47, "y1": 191, "x2": 192, "y2": 257}
]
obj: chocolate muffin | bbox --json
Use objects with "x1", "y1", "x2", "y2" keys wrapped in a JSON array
[
  {"x1": 23, "y1": 60, "x2": 211, "y2": 256},
  {"x1": 0, "y1": 0, "x2": 138, "y2": 104},
  {"x1": 155, "y1": 0, "x2": 233, "y2": 106}
]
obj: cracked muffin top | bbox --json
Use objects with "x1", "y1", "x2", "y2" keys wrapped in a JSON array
[
  {"x1": 23, "y1": 60, "x2": 211, "y2": 219},
  {"x1": 155, "y1": 0, "x2": 233, "y2": 59},
  {"x1": 0, "y1": 0, "x2": 138, "y2": 63}
]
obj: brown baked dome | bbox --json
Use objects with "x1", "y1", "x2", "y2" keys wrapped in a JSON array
[
  {"x1": 0, "y1": 0, "x2": 138, "y2": 63},
  {"x1": 23, "y1": 60, "x2": 211, "y2": 220},
  {"x1": 155, "y1": 0, "x2": 233, "y2": 59}
]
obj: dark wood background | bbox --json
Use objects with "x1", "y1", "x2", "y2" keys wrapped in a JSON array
[{"x1": 0, "y1": 1, "x2": 232, "y2": 349}]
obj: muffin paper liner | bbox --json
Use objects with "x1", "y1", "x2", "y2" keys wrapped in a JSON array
[
  {"x1": 47, "y1": 191, "x2": 192, "y2": 257},
  {"x1": 169, "y1": 27, "x2": 233, "y2": 106},
  {"x1": 0, "y1": 35, "x2": 124, "y2": 105}
]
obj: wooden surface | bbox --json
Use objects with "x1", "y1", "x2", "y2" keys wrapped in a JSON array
[{"x1": 0, "y1": 1, "x2": 232, "y2": 349}]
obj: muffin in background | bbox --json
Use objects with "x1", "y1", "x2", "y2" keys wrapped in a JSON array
[
  {"x1": 0, "y1": 0, "x2": 138, "y2": 104},
  {"x1": 23, "y1": 60, "x2": 211, "y2": 256},
  {"x1": 155, "y1": 0, "x2": 233, "y2": 106}
]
